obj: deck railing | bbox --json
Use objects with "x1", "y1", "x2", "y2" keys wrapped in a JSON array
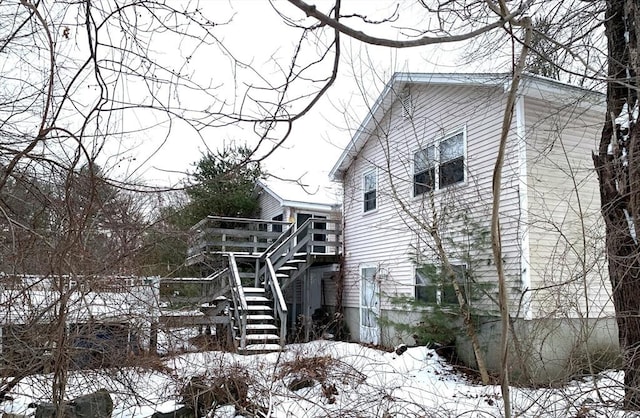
[
  {"x1": 266, "y1": 218, "x2": 341, "y2": 266},
  {"x1": 187, "y1": 216, "x2": 292, "y2": 259},
  {"x1": 188, "y1": 215, "x2": 342, "y2": 259}
]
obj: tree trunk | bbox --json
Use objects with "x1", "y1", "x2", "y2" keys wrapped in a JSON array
[{"x1": 595, "y1": 0, "x2": 640, "y2": 409}]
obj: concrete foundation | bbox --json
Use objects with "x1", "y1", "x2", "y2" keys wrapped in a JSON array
[
  {"x1": 457, "y1": 316, "x2": 621, "y2": 384},
  {"x1": 342, "y1": 307, "x2": 621, "y2": 385}
]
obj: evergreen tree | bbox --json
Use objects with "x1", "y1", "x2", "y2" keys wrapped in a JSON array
[
  {"x1": 181, "y1": 144, "x2": 263, "y2": 227},
  {"x1": 140, "y1": 144, "x2": 263, "y2": 277}
]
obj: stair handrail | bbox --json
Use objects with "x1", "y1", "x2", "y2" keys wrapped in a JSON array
[
  {"x1": 265, "y1": 258, "x2": 288, "y2": 346},
  {"x1": 227, "y1": 253, "x2": 248, "y2": 350},
  {"x1": 261, "y1": 223, "x2": 295, "y2": 258},
  {"x1": 262, "y1": 217, "x2": 314, "y2": 266}
]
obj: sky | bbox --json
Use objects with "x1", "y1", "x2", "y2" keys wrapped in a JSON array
[
  {"x1": 5, "y1": 0, "x2": 600, "y2": 194},
  {"x1": 119, "y1": 1, "x2": 500, "y2": 190}
]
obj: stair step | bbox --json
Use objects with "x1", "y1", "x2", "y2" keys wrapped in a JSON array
[
  {"x1": 244, "y1": 334, "x2": 280, "y2": 341},
  {"x1": 280, "y1": 252, "x2": 305, "y2": 257},
  {"x1": 242, "y1": 305, "x2": 273, "y2": 311},
  {"x1": 243, "y1": 287, "x2": 265, "y2": 294},
  {"x1": 246, "y1": 324, "x2": 277, "y2": 331},
  {"x1": 247, "y1": 314, "x2": 275, "y2": 321},
  {"x1": 277, "y1": 266, "x2": 297, "y2": 271},
  {"x1": 245, "y1": 296, "x2": 269, "y2": 303},
  {"x1": 241, "y1": 343, "x2": 283, "y2": 353},
  {"x1": 285, "y1": 259, "x2": 306, "y2": 265}
]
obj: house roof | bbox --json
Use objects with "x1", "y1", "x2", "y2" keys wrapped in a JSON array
[
  {"x1": 257, "y1": 177, "x2": 341, "y2": 212},
  {"x1": 329, "y1": 72, "x2": 605, "y2": 181}
]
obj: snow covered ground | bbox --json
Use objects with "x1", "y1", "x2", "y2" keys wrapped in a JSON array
[{"x1": 1, "y1": 341, "x2": 638, "y2": 417}]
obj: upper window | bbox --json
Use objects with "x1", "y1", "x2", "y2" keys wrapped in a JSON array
[
  {"x1": 363, "y1": 170, "x2": 377, "y2": 212},
  {"x1": 413, "y1": 146, "x2": 435, "y2": 195},
  {"x1": 413, "y1": 131, "x2": 465, "y2": 196}
]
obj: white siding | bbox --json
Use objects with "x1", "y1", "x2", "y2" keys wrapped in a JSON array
[
  {"x1": 341, "y1": 83, "x2": 525, "y2": 316},
  {"x1": 524, "y1": 97, "x2": 612, "y2": 319}
]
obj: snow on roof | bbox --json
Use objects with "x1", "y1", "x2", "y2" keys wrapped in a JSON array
[{"x1": 257, "y1": 176, "x2": 342, "y2": 211}]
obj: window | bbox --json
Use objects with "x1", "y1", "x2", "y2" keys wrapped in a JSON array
[
  {"x1": 413, "y1": 146, "x2": 435, "y2": 195},
  {"x1": 439, "y1": 132, "x2": 465, "y2": 188},
  {"x1": 363, "y1": 170, "x2": 377, "y2": 212},
  {"x1": 415, "y1": 264, "x2": 468, "y2": 305},
  {"x1": 413, "y1": 131, "x2": 465, "y2": 196},
  {"x1": 271, "y1": 214, "x2": 283, "y2": 233}
]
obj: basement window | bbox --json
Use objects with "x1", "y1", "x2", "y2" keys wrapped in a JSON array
[{"x1": 415, "y1": 263, "x2": 468, "y2": 305}]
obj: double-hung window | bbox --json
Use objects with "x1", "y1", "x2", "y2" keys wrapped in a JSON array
[
  {"x1": 415, "y1": 263, "x2": 468, "y2": 305},
  {"x1": 363, "y1": 170, "x2": 377, "y2": 212},
  {"x1": 413, "y1": 130, "x2": 465, "y2": 196},
  {"x1": 439, "y1": 132, "x2": 465, "y2": 188},
  {"x1": 413, "y1": 146, "x2": 435, "y2": 195}
]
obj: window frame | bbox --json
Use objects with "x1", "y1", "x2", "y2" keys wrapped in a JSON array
[
  {"x1": 413, "y1": 128, "x2": 466, "y2": 197},
  {"x1": 362, "y1": 169, "x2": 378, "y2": 213},
  {"x1": 414, "y1": 263, "x2": 469, "y2": 306}
]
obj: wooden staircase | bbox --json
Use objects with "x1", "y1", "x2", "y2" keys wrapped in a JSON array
[
  {"x1": 187, "y1": 216, "x2": 342, "y2": 354},
  {"x1": 235, "y1": 287, "x2": 281, "y2": 353},
  {"x1": 226, "y1": 253, "x2": 289, "y2": 354}
]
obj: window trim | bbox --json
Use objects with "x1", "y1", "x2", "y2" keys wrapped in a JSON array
[
  {"x1": 362, "y1": 168, "x2": 378, "y2": 214},
  {"x1": 412, "y1": 127, "x2": 467, "y2": 198},
  {"x1": 414, "y1": 263, "x2": 469, "y2": 306}
]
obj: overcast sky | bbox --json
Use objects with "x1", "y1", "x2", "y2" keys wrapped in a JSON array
[{"x1": 121, "y1": 1, "x2": 509, "y2": 189}]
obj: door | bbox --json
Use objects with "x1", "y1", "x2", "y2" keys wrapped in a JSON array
[{"x1": 360, "y1": 266, "x2": 380, "y2": 344}]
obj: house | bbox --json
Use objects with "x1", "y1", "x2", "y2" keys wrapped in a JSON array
[
  {"x1": 255, "y1": 178, "x2": 342, "y2": 338},
  {"x1": 185, "y1": 177, "x2": 342, "y2": 351},
  {"x1": 329, "y1": 72, "x2": 616, "y2": 383},
  {"x1": 255, "y1": 177, "x2": 341, "y2": 229}
]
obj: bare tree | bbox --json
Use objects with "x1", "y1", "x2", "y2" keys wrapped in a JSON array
[
  {"x1": 3, "y1": 0, "x2": 639, "y2": 414},
  {"x1": 593, "y1": 0, "x2": 640, "y2": 410}
]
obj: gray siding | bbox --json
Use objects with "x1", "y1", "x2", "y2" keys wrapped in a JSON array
[
  {"x1": 258, "y1": 190, "x2": 283, "y2": 221},
  {"x1": 341, "y1": 83, "x2": 524, "y2": 318},
  {"x1": 524, "y1": 96, "x2": 612, "y2": 318}
]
